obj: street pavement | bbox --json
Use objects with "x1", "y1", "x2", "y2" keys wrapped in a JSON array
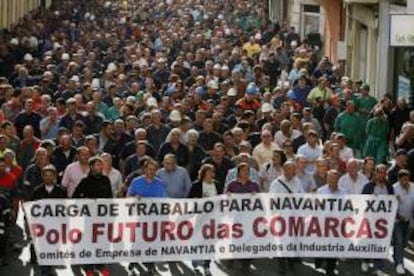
[{"x1": 2, "y1": 212, "x2": 414, "y2": 275}]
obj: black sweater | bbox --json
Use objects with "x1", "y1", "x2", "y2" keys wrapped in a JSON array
[
  {"x1": 72, "y1": 174, "x2": 113, "y2": 199},
  {"x1": 188, "y1": 179, "x2": 221, "y2": 198},
  {"x1": 32, "y1": 184, "x2": 67, "y2": 200},
  {"x1": 362, "y1": 181, "x2": 394, "y2": 195}
]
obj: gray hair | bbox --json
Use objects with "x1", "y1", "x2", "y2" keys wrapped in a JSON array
[{"x1": 186, "y1": 129, "x2": 199, "y2": 140}]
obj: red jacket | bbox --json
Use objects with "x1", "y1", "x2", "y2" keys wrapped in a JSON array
[
  {"x1": 9, "y1": 165, "x2": 23, "y2": 181},
  {"x1": 0, "y1": 172, "x2": 16, "y2": 191},
  {"x1": 236, "y1": 98, "x2": 261, "y2": 111}
]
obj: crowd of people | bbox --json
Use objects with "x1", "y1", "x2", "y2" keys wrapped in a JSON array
[{"x1": 0, "y1": 0, "x2": 414, "y2": 276}]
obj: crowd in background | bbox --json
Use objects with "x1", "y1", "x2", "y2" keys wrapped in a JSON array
[{"x1": 0, "y1": 0, "x2": 414, "y2": 276}]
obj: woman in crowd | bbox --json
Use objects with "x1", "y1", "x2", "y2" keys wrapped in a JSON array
[
  {"x1": 226, "y1": 162, "x2": 259, "y2": 275},
  {"x1": 188, "y1": 164, "x2": 220, "y2": 276}
]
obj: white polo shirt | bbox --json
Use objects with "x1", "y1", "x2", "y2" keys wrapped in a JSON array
[
  {"x1": 338, "y1": 172, "x2": 369, "y2": 195},
  {"x1": 393, "y1": 181, "x2": 414, "y2": 222},
  {"x1": 270, "y1": 175, "x2": 305, "y2": 194}
]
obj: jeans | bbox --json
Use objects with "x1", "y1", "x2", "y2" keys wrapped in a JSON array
[{"x1": 393, "y1": 221, "x2": 410, "y2": 265}]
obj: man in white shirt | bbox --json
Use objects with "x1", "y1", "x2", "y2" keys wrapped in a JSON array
[
  {"x1": 393, "y1": 169, "x2": 414, "y2": 275},
  {"x1": 317, "y1": 169, "x2": 344, "y2": 195},
  {"x1": 316, "y1": 170, "x2": 343, "y2": 275},
  {"x1": 297, "y1": 130, "x2": 323, "y2": 175},
  {"x1": 274, "y1": 120, "x2": 302, "y2": 148},
  {"x1": 270, "y1": 161, "x2": 304, "y2": 194},
  {"x1": 335, "y1": 133, "x2": 354, "y2": 162},
  {"x1": 252, "y1": 129, "x2": 280, "y2": 170},
  {"x1": 296, "y1": 155, "x2": 317, "y2": 192},
  {"x1": 338, "y1": 159, "x2": 368, "y2": 194},
  {"x1": 259, "y1": 150, "x2": 285, "y2": 192},
  {"x1": 269, "y1": 161, "x2": 303, "y2": 274},
  {"x1": 101, "y1": 153, "x2": 123, "y2": 197}
]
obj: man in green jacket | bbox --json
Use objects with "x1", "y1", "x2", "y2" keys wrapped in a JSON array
[
  {"x1": 334, "y1": 101, "x2": 362, "y2": 154},
  {"x1": 363, "y1": 109, "x2": 389, "y2": 164},
  {"x1": 355, "y1": 84, "x2": 377, "y2": 146}
]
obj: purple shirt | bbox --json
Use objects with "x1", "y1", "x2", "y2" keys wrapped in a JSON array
[{"x1": 226, "y1": 180, "x2": 260, "y2": 194}]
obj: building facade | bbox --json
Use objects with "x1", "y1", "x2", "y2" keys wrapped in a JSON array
[
  {"x1": 0, "y1": 0, "x2": 52, "y2": 30},
  {"x1": 268, "y1": 0, "x2": 414, "y2": 102},
  {"x1": 382, "y1": 1, "x2": 414, "y2": 106}
]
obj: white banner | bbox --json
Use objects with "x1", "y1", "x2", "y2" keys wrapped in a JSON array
[{"x1": 23, "y1": 194, "x2": 398, "y2": 265}]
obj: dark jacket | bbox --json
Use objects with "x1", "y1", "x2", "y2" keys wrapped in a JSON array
[
  {"x1": 188, "y1": 179, "x2": 221, "y2": 198},
  {"x1": 362, "y1": 181, "x2": 394, "y2": 195},
  {"x1": 52, "y1": 146, "x2": 77, "y2": 178},
  {"x1": 120, "y1": 140, "x2": 157, "y2": 161},
  {"x1": 72, "y1": 174, "x2": 113, "y2": 199},
  {"x1": 388, "y1": 164, "x2": 406, "y2": 185},
  {"x1": 157, "y1": 142, "x2": 189, "y2": 167},
  {"x1": 32, "y1": 184, "x2": 67, "y2": 200},
  {"x1": 60, "y1": 112, "x2": 85, "y2": 132},
  {"x1": 201, "y1": 157, "x2": 234, "y2": 194},
  {"x1": 188, "y1": 145, "x2": 206, "y2": 181}
]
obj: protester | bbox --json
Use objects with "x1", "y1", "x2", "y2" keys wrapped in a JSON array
[
  {"x1": 259, "y1": 149, "x2": 286, "y2": 192},
  {"x1": 0, "y1": 0, "x2": 412, "y2": 274},
  {"x1": 392, "y1": 170, "x2": 414, "y2": 275},
  {"x1": 23, "y1": 147, "x2": 49, "y2": 201},
  {"x1": 31, "y1": 165, "x2": 66, "y2": 276},
  {"x1": 72, "y1": 156, "x2": 112, "y2": 276},
  {"x1": 295, "y1": 154, "x2": 317, "y2": 192},
  {"x1": 0, "y1": 157, "x2": 18, "y2": 266},
  {"x1": 269, "y1": 161, "x2": 304, "y2": 274},
  {"x1": 225, "y1": 162, "x2": 259, "y2": 275},
  {"x1": 101, "y1": 152, "x2": 123, "y2": 197},
  {"x1": 315, "y1": 169, "x2": 344, "y2": 276},
  {"x1": 363, "y1": 109, "x2": 389, "y2": 163},
  {"x1": 203, "y1": 143, "x2": 234, "y2": 194},
  {"x1": 188, "y1": 164, "x2": 219, "y2": 276},
  {"x1": 61, "y1": 146, "x2": 90, "y2": 197},
  {"x1": 338, "y1": 159, "x2": 369, "y2": 194},
  {"x1": 127, "y1": 158, "x2": 166, "y2": 275},
  {"x1": 334, "y1": 101, "x2": 362, "y2": 154},
  {"x1": 156, "y1": 154, "x2": 192, "y2": 198},
  {"x1": 252, "y1": 129, "x2": 280, "y2": 169},
  {"x1": 361, "y1": 164, "x2": 393, "y2": 276}
]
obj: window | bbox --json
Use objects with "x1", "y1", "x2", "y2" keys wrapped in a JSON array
[
  {"x1": 394, "y1": 48, "x2": 414, "y2": 106},
  {"x1": 300, "y1": 4, "x2": 321, "y2": 39},
  {"x1": 391, "y1": 0, "x2": 407, "y2": 6},
  {"x1": 268, "y1": 0, "x2": 284, "y2": 23},
  {"x1": 358, "y1": 25, "x2": 368, "y2": 82}
]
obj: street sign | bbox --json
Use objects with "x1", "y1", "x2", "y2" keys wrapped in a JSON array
[{"x1": 390, "y1": 14, "x2": 414, "y2": 47}]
